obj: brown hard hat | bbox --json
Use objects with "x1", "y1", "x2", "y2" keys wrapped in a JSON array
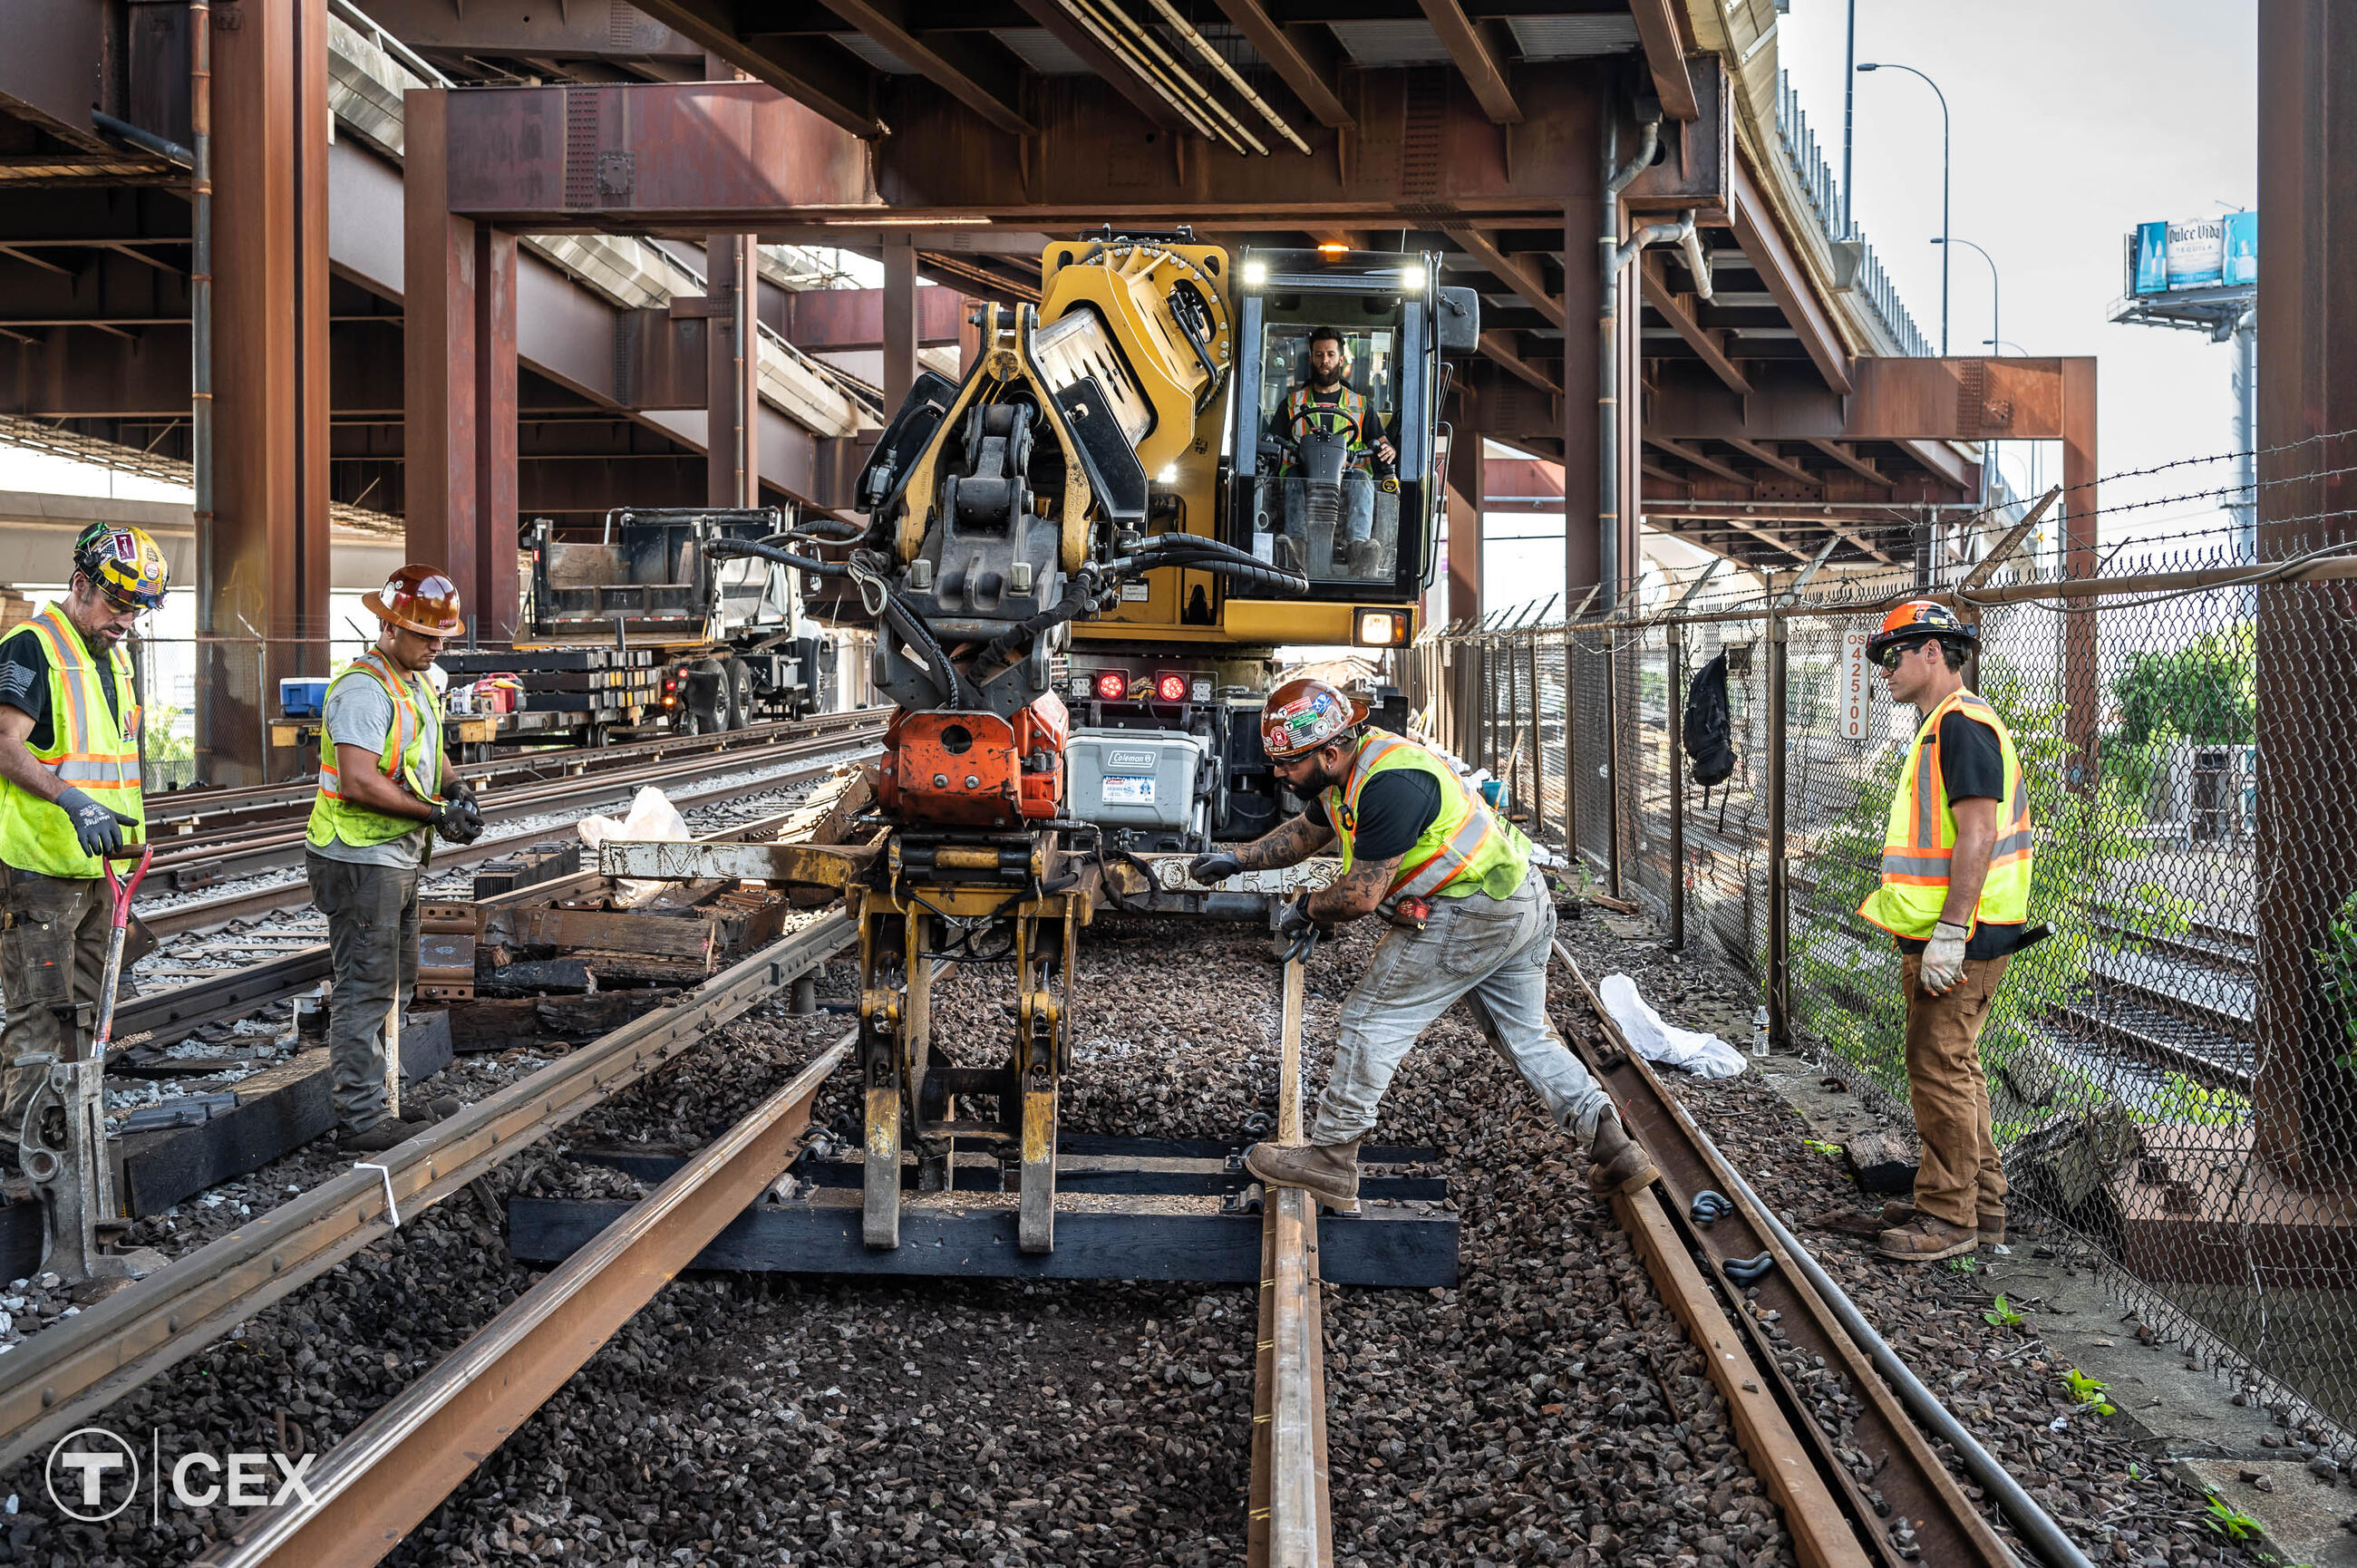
[
  {"x1": 364, "y1": 564, "x2": 465, "y2": 637},
  {"x1": 1260, "y1": 676, "x2": 1369, "y2": 760}
]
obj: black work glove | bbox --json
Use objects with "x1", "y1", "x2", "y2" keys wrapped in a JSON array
[
  {"x1": 1274, "y1": 891, "x2": 1326, "y2": 964},
  {"x1": 1188, "y1": 850, "x2": 1244, "y2": 886},
  {"x1": 441, "y1": 774, "x2": 477, "y2": 805},
  {"x1": 429, "y1": 799, "x2": 485, "y2": 847},
  {"x1": 54, "y1": 787, "x2": 137, "y2": 858}
]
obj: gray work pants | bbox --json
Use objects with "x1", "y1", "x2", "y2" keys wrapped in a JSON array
[
  {"x1": 1311, "y1": 866, "x2": 1610, "y2": 1147},
  {"x1": 306, "y1": 852, "x2": 420, "y2": 1136},
  {"x1": 0, "y1": 870, "x2": 109, "y2": 1139}
]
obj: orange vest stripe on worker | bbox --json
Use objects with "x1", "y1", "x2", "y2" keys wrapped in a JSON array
[
  {"x1": 1284, "y1": 383, "x2": 1374, "y2": 460},
  {"x1": 305, "y1": 652, "x2": 442, "y2": 851},
  {"x1": 1857, "y1": 689, "x2": 2032, "y2": 939},
  {"x1": 1325, "y1": 729, "x2": 1529, "y2": 901},
  {"x1": 0, "y1": 607, "x2": 145, "y2": 878}
]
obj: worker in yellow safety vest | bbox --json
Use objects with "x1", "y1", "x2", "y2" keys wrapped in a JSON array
[
  {"x1": 306, "y1": 566, "x2": 481, "y2": 1153},
  {"x1": 0, "y1": 524, "x2": 169, "y2": 1162},
  {"x1": 1857, "y1": 600, "x2": 2040, "y2": 1264},
  {"x1": 1187, "y1": 676, "x2": 1657, "y2": 1211}
]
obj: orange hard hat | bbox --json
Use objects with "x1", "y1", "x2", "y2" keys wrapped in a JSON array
[
  {"x1": 364, "y1": 564, "x2": 465, "y2": 637},
  {"x1": 1260, "y1": 676, "x2": 1369, "y2": 760},
  {"x1": 1865, "y1": 599, "x2": 1975, "y2": 662}
]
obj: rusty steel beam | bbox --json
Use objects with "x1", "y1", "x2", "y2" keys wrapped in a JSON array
[
  {"x1": 1445, "y1": 410, "x2": 1485, "y2": 623},
  {"x1": 1415, "y1": 0, "x2": 1520, "y2": 124},
  {"x1": 1644, "y1": 433, "x2": 1749, "y2": 487},
  {"x1": 1804, "y1": 437, "x2": 1886, "y2": 484},
  {"x1": 1207, "y1": 0, "x2": 1352, "y2": 129},
  {"x1": 1626, "y1": 0, "x2": 1700, "y2": 122},
  {"x1": 1443, "y1": 227, "x2": 1564, "y2": 329},
  {"x1": 881, "y1": 233, "x2": 918, "y2": 413},
  {"x1": 1730, "y1": 154, "x2": 1851, "y2": 395},
  {"x1": 200, "y1": 0, "x2": 333, "y2": 787},
  {"x1": 631, "y1": 0, "x2": 887, "y2": 138},
  {"x1": 1009, "y1": 0, "x2": 1203, "y2": 133},
  {"x1": 825, "y1": 0, "x2": 1036, "y2": 135},
  {"x1": 1723, "y1": 436, "x2": 1819, "y2": 488},
  {"x1": 1479, "y1": 330, "x2": 1560, "y2": 396},
  {"x1": 206, "y1": 1037, "x2": 857, "y2": 1568},
  {"x1": 1638, "y1": 255, "x2": 1749, "y2": 395},
  {"x1": 352, "y1": 0, "x2": 704, "y2": 68},
  {"x1": 767, "y1": 281, "x2": 966, "y2": 352},
  {"x1": 707, "y1": 233, "x2": 759, "y2": 506}
]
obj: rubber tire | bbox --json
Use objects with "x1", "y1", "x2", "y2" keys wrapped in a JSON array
[
  {"x1": 724, "y1": 657, "x2": 754, "y2": 731},
  {"x1": 692, "y1": 658, "x2": 730, "y2": 732}
]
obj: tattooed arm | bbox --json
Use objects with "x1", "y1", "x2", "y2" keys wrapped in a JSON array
[
  {"x1": 1230, "y1": 810, "x2": 1335, "y2": 872},
  {"x1": 1306, "y1": 854, "x2": 1401, "y2": 924}
]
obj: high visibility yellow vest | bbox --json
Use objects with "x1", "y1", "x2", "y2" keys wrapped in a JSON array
[
  {"x1": 305, "y1": 652, "x2": 442, "y2": 852},
  {"x1": 1282, "y1": 383, "x2": 1375, "y2": 469},
  {"x1": 0, "y1": 608, "x2": 144, "y2": 878},
  {"x1": 1322, "y1": 729, "x2": 1531, "y2": 901},
  {"x1": 1857, "y1": 688, "x2": 2033, "y2": 940}
]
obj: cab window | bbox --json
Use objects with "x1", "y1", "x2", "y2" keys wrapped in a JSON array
[{"x1": 1248, "y1": 314, "x2": 1401, "y2": 587}]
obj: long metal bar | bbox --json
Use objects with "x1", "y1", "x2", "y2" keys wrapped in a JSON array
[
  {"x1": 1605, "y1": 634, "x2": 1624, "y2": 898},
  {"x1": 0, "y1": 916, "x2": 855, "y2": 1472},
  {"x1": 1764, "y1": 608, "x2": 1790, "y2": 1047},
  {"x1": 1555, "y1": 941, "x2": 2049, "y2": 1568},
  {"x1": 1526, "y1": 632, "x2": 1544, "y2": 840},
  {"x1": 1249, "y1": 959, "x2": 1332, "y2": 1566},
  {"x1": 202, "y1": 1034, "x2": 857, "y2": 1567},
  {"x1": 189, "y1": 0, "x2": 213, "y2": 604},
  {"x1": 1665, "y1": 628, "x2": 1683, "y2": 950}
]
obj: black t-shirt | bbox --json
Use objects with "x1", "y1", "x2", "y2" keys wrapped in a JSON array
[
  {"x1": 1305, "y1": 769, "x2": 1442, "y2": 861},
  {"x1": 1896, "y1": 710, "x2": 2027, "y2": 960},
  {"x1": 0, "y1": 625, "x2": 120, "y2": 752},
  {"x1": 1267, "y1": 385, "x2": 1391, "y2": 457}
]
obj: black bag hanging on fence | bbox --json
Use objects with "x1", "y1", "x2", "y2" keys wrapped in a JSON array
[{"x1": 1683, "y1": 651, "x2": 1738, "y2": 789}]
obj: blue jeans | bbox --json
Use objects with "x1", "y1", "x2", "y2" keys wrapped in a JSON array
[
  {"x1": 1310, "y1": 867, "x2": 1610, "y2": 1146},
  {"x1": 1280, "y1": 469, "x2": 1377, "y2": 547}
]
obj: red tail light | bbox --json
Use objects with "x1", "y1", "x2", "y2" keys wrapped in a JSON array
[
  {"x1": 1155, "y1": 673, "x2": 1188, "y2": 702},
  {"x1": 1094, "y1": 671, "x2": 1128, "y2": 701}
]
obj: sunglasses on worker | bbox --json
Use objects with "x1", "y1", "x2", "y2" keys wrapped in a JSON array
[{"x1": 1876, "y1": 639, "x2": 1933, "y2": 672}]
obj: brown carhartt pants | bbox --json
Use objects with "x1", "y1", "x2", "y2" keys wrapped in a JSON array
[{"x1": 1900, "y1": 950, "x2": 2012, "y2": 1230}]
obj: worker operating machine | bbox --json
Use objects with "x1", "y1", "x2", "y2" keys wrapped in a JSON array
[{"x1": 613, "y1": 230, "x2": 1478, "y2": 1251}]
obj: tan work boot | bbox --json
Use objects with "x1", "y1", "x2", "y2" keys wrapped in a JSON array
[
  {"x1": 1880, "y1": 1200, "x2": 2004, "y2": 1244},
  {"x1": 1586, "y1": 1111, "x2": 1659, "y2": 1196},
  {"x1": 1876, "y1": 1213, "x2": 1977, "y2": 1263},
  {"x1": 1244, "y1": 1138, "x2": 1360, "y2": 1213}
]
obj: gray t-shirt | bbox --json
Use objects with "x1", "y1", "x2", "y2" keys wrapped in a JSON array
[{"x1": 311, "y1": 672, "x2": 435, "y2": 867}]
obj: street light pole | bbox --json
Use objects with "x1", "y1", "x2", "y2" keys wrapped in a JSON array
[
  {"x1": 1857, "y1": 61, "x2": 1951, "y2": 354},
  {"x1": 1934, "y1": 235, "x2": 1999, "y2": 363},
  {"x1": 1841, "y1": 0, "x2": 1857, "y2": 236}
]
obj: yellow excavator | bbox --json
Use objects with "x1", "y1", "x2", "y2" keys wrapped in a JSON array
[{"x1": 666, "y1": 227, "x2": 1479, "y2": 1249}]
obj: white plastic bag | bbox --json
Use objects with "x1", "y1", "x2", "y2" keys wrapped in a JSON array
[
  {"x1": 1596, "y1": 972, "x2": 1747, "y2": 1079},
  {"x1": 577, "y1": 785, "x2": 691, "y2": 909}
]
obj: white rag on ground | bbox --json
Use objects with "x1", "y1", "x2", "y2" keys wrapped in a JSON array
[
  {"x1": 577, "y1": 785, "x2": 691, "y2": 909},
  {"x1": 1596, "y1": 973, "x2": 1748, "y2": 1079}
]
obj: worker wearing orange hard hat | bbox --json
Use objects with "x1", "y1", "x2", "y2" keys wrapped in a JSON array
[
  {"x1": 0, "y1": 523, "x2": 170, "y2": 1161},
  {"x1": 1857, "y1": 599, "x2": 2042, "y2": 1264},
  {"x1": 1187, "y1": 676, "x2": 1656, "y2": 1213},
  {"x1": 306, "y1": 566, "x2": 479, "y2": 1153}
]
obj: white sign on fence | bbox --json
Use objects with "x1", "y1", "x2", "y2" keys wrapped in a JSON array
[{"x1": 1841, "y1": 629, "x2": 1871, "y2": 740}]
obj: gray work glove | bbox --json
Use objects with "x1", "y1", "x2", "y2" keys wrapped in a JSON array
[
  {"x1": 1919, "y1": 921, "x2": 1970, "y2": 997},
  {"x1": 54, "y1": 786, "x2": 136, "y2": 858},
  {"x1": 1188, "y1": 850, "x2": 1244, "y2": 886}
]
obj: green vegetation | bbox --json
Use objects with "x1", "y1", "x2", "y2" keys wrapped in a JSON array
[
  {"x1": 2317, "y1": 890, "x2": 2357, "y2": 1074},
  {"x1": 143, "y1": 701, "x2": 194, "y2": 763},
  {"x1": 2138, "y1": 1070, "x2": 2251, "y2": 1128},
  {"x1": 1982, "y1": 1293, "x2": 2023, "y2": 1329},
  {"x1": 2202, "y1": 1494, "x2": 2263, "y2": 1541},
  {"x1": 2061, "y1": 1368, "x2": 2116, "y2": 1415},
  {"x1": 2115, "y1": 626, "x2": 2255, "y2": 748}
]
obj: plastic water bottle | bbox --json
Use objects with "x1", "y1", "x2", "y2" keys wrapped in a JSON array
[{"x1": 1752, "y1": 1005, "x2": 1770, "y2": 1059}]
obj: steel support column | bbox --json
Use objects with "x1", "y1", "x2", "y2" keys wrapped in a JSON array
[
  {"x1": 881, "y1": 234, "x2": 917, "y2": 416},
  {"x1": 199, "y1": 0, "x2": 332, "y2": 786},
  {"x1": 2254, "y1": 0, "x2": 2357, "y2": 1178},
  {"x1": 2059, "y1": 358, "x2": 2099, "y2": 781},
  {"x1": 707, "y1": 233, "x2": 759, "y2": 507},
  {"x1": 403, "y1": 90, "x2": 520, "y2": 640},
  {"x1": 1561, "y1": 203, "x2": 1602, "y2": 602},
  {"x1": 1445, "y1": 414, "x2": 1485, "y2": 624}
]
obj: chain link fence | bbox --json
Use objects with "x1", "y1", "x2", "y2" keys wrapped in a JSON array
[{"x1": 1402, "y1": 441, "x2": 2357, "y2": 1459}]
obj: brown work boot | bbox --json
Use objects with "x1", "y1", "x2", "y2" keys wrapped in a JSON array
[
  {"x1": 336, "y1": 1120, "x2": 409, "y2": 1155},
  {"x1": 1244, "y1": 1138, "x2": 1360, "y2": 1213},
  {"x1": 1876, "y1": 1213, "x2": 1978, "y2": 1263},
  {"x1": 400, "y1": 1095, "x2": 463, "y2": 1125},
  {"x1": 1586, "y1": 1111, "x2": 1659, "y2": 1196},
  {"x1": 1880, "y1": 1200, "x2": 2005, "y2": 1244}
]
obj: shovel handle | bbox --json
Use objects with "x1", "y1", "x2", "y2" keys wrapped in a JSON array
[{"x1": 104, "y1": 846, "x2": 153, "y2": 928}]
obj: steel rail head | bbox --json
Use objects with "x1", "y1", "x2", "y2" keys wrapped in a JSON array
[
  {"x1": 0, "y1": 915, "x2": 857, "y2": 1473},
  {"x1": 202, "y1": 1032, "x2": 858, "y2": 1568}
]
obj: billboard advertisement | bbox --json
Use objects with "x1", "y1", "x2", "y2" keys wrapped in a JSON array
[{"x1": 2128, "y1": 212, "x2": 2256, "y2": 295}]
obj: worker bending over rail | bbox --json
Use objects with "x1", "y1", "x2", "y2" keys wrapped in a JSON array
[
  {"x1": 306, "y1": 566, "x2": 480, "y2": 1154},
  {"x1": 1857, "y1": 601, "x2": 2042, "y2": 1263},
  {"x1": 0, "y1": 525, "x2": 169, "y2": 1164},
  {"x1": 1190, "y1": 677, "x2": 1657, "y2": 1209}
]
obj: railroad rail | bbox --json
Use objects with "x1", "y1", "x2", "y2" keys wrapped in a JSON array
[
  {"x1": 1247, "y1": 957, "x2": 1333, "y2": 1567},
  {"x1": 0, "y1": 915, "x2": 857, "y2": 1472},
  {"x1": 140, "y1": 712, "x2": 885, "y2": 936},
  {"x1": 1555, "y1": 939, "x2": 2089, "y2": 1568}
]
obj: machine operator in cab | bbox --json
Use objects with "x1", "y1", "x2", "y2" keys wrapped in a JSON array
[
  {"x1": 305, "y1": 566, "x2": 483, "y2": 1153},
  {"x1": 0, "y1": 524, "x2": 168, "y2": 1160},
  {"x1": 1268, "y1": 326, "x2": 1395, "y2": 578},
  {"x1": 1188, "y1": 678, "x2": 1656, "y2": 1211}
]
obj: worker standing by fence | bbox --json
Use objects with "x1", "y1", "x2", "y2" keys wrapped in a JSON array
[
  {"x1": 306, "y1": 566, "x2": 482, "y2": 1153},
  {"x1": 0, "y1": 524, "x2": 169, "y2": 1164},
  {"x1": 1857, "y1": 601, "x2": 2039, "y2": 1264}
]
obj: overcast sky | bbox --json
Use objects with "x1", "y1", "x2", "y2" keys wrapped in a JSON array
[{"x1": 1479, "y1": 0, "x2": 2261, "y2": 608}]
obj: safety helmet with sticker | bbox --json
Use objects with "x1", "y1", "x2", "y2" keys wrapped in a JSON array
[
  {"x1": 1259, "y1": 676, "x2": 1370, "y2": 760},
  {"x1": 1865, "y1": 599, "x2": 1976, "y2": 663},
  {"x1": 72, "y1": 522, "x2": 170, "y2": 612}
]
